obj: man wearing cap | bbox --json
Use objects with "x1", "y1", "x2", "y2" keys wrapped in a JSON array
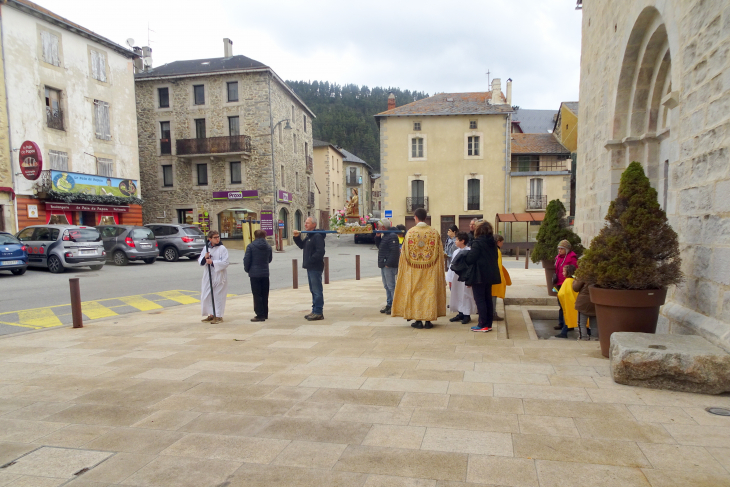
[{"x1": 554, "y1": 239, "x2": 579, "y2": 338}]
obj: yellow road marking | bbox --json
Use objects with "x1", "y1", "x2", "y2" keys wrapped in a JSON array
[
  {"x1": 16, "y1": 308, "x2": 64, "y2": 328},
  {"x1": 156, "y1": 290, "x2": 200, "y2": 305},
  {"x1": 118, "y1": 295, "x2": 163, "y2": 311},
  {"x1": 82, "y1": 301, "x2": 118, "y2": 320},
  {"x1": 0, "y1": 321, "x2": 43, "y2": 329}
]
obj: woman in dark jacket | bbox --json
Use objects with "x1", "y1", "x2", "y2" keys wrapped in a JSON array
[
  {"x1": 465, "y1": 221, "x2": 501, "y2": 332},
  {"x1": 243, "y1": 229, "x2": 273, "y2": 322}
]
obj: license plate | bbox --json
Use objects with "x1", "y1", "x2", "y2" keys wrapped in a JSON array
[
  {"x1": 140, "y1": 243, "x2": 151, "y2": 248},
  {"x1": 0, "y1": 260, "x2": 21, "y2": 266},
  {"x1": 195, "y1": 238, "x2": 203, "y2": 243},
  {"x1": 79, "y1": 250, "x2": 96, "y2": 255}
]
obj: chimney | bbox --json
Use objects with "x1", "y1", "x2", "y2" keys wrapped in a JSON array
[
  {"x1": 141, "y1": 46, "x2": 153, "y2": 71},
  {"x1": 223, "y1": 38, "x2": 233, "y2": 58},
  {"x1": 506, "y1": 78, "x2": 512, "y2": 105},
  {"x1": 133, "y1": 46, "x2": 143, "y2": 72},
  {"x1": 491, "y1": 78, "x2": 503, "y2": 104},
  {"x1": 387, "y1": 92, "x2": 396, "y2": 110}
]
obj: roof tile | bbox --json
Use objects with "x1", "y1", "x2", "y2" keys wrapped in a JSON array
[
  {"x1": 511, "y1": 133, "x2": 570, "y2": 155},
  {"x1": 375, "y1": 92, "x2": 511, "y2": 117}
]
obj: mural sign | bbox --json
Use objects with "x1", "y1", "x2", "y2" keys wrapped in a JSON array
[
  {"x1": 51, "y1": 170, "x2": 138, "y2": 198},
  {"x1": 19, "y1": 141, "x2": 43, "y2": 180}
]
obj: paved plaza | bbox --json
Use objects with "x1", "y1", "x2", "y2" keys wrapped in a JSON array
[{"x1": 0, "y1": 270, "x2": 729, "y2": 486}]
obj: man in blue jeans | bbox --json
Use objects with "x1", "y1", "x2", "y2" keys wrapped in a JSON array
[
  {"x1": 293, "y1": 217, "x2": 326, "y2": 321},
  {"x1": 374, "y1": 219, "x2": 400, "y2": 314}
]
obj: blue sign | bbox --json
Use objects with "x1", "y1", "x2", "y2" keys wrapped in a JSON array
[{"x1": 384, "y1": 210, "x2": 392, "y2": 218}]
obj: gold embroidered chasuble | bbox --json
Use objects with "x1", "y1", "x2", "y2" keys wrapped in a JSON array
[{"x1": 391, "y1": 223, "x2": 447, "y2": 321}]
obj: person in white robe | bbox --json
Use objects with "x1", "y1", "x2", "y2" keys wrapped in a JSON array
[
  {"x1": 199, "y1": 230, "x2": 229, "y2": 323},
  {"x1": 447, "y1": 232, "x2": 477, "y2": 325}
]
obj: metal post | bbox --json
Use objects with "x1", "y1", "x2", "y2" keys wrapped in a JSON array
[
  {"x1": 356, "y1": 254, "x2": 360, "y2": 280},
  {"x1": 277, "y1": 227, "x2": 283, "y2": 252},
  {"x1": 324, "y1": 256, "x2": 329, "y2": 284},
  {"x1": 292, "y1": 259, "x2": 298, "y2": 289},
  {"x1": 516, "y1": 246, "x2": 520, "y2": 260},
  {"x1": 525, "y1": 249, "x2": 530, "y2": 269},
  {"x1": 69, "y1": 278, "x2": 83, "y2": 328}
]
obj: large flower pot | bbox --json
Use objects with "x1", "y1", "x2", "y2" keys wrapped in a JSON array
[
  {"x1": 589, "y1": 286, "x2": 667, "y2": 358},
  {"x1": 542, "y1": 260, "x2": 558, "y2": 296}
]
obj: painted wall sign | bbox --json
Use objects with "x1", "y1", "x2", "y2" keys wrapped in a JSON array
[
  {"x1": 212, "y1": 190, "x2": 259, "y2": 200},
  {"x1": 19, "y1": 141, "x2": 43, "y2": 180},
  {"x1": 277, "y1": 190, "x2": 293, "y2": 203},
  {"x1": 260, "y1": 210, "x2": 274, "y2": 236},
  {"x1": 51, "y1": 170, "x2": 138, "y2": 198},
  {"x1": 45, "y1": 202, "x2": 130, "y2": 213}
]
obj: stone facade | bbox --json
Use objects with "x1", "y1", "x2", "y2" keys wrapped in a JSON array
[
  {"x1": 577, "y1": 0, "x2": 730, "y2": 350},
  {"x1": 0, "y1": 31, "x2": 14, "y2": 232},
  {"x1": 135, "y1": 68, "x2": 314, "y2": 247}
]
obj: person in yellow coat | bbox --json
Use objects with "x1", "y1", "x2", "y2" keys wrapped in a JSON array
[
  {"x1": 555, "y1": 264, "x2": 578, "y2": 338},
  {"x1": 491, "y1": 235, "x2": 511, "y2": 321}
]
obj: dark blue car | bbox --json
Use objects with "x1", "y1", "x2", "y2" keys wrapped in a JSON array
[{"x1": 0, "y1": 231, "x2": 28, "y2": 275}]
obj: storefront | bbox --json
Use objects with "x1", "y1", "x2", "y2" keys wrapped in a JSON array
[
  {"x1": 45, "y1": 202, "x2": 132, "y2": 225},
  {"x1": 212, "y1": 190, "x2": 262, "y2": 249}
]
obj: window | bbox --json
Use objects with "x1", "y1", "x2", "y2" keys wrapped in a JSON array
[
  {"x1": 197, "y1": 163, "x2": 208, "y2": 185},
  {"x1": 304, "y1": 142, "x2": 308, "y2": 159},
  {"x1": 48, "y1": 150, "x2": 68, "y2": 170},
  {"x1": 176, "y1": 209, "x2": 194, "y2": 225},
  {"x1": 162, "y1": 164, "x2": 173, "y2": 187},
  {"x1": 293, "y1": 134, "x2": 297, "y2": 153},
  {"x1": 160, "y1": 121, "x2": 171, "y2": 154},
  {"x1": 158, "y1": 87, "x2": 169, "y2": 108},
  {"x1": 530, "y1": 178, "x2": 543, "y2": 196},
  {"x1": 516, "y1": 155, "x2": 536, "y2": 172},
  {"x1": 90, "y1": 49, "x2": 106, "y2": 82},
  {"x1": 40, "y1": 31, "x2": 60, "y2": 66},
  {"x1": 94, "y1": 100, "x2": 111, "y2": 140},
  {"x1": 227, "y1": 81, "x2": 238, "y2": 102},
  {"x1": 195, "y1": 119, "x2": 206, "y2": 139},
  {"x1": 97, "y1": 157, "x2": 113, "y2": 177},
  {"x1": 295, "y1": 171, "x2": 299, "y2": 191},
  {"x1": 468, "y1": 136, "x2": 480, "y2": 156},
  {"x1": 228, "y1": 116, "x2": 239, "y2": 136},
  {"x1": 303, "y1": 114, "x2": 307, "y2": 132},
  {"x1": 414, "y1": 122, "x2": 421, "y2": 131},
  {"x1": 411, "y1": 137, "x2": 424, "y2": 158},
  {"x1": 281, "y1": 165, "x2": 285, "y2": 187},
  {"x1": 230, "y1": 161, "x2": 242, "y2": 184},
  {"x1": 193, "y1": 84, "x2": 205, "y2": 105},
  {"x1": 467, "y1": 178, "x2": 480, "y2": 210},
  {"x1": 411, "y1": 180, "x2": 425, "y2": 209},
  {"x1": 469, "y1": 120, "x2": 477, "y2": 129},
  {"x1": 45, "y1": 87, "x2": 63, "y2": 130}
]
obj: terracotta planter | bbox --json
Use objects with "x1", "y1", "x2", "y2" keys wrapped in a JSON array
[
  {"x1": 542, "y1": 260, "x2": 558, "y2": 296},
  {"x1": 589, "y1": 286, "x2": 667, "y2": 358}
]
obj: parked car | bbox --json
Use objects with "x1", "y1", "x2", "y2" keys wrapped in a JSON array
[
  {"x1": 145, "y1": 224, "x2": 206, "y2": 262},
  {"x1": 0, "y1": 232, "x2": 28, "y2": 275},
  {"x1": 15, "y1": 225, "x2": 105, "y2": 273},
  {"x1": 97, "y1": 225, "x2": 159, "y2": 266}
]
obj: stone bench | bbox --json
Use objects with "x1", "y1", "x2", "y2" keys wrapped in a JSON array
[{"x1": 610, "y1": 332, "x2": 730, "y2": 395}]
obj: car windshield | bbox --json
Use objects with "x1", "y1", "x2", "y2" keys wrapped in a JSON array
[
  {"x1": 0, "y1": 235, "x2": 20, "y2": 245},
  {"x1": 183, "y1": 227, "x2": 204, "y2": 236},
  {"x1": 132, "y1": 228, "x2": 155, "y2": 240},
  {"x1": 67, "y1": 228, "x2": 101, "y2": 242}
]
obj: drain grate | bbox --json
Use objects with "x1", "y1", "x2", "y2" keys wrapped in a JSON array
[
  {"x1": 0, "y1": 446, "x2": 113, "y2": 479},
  {"x1": 706, "y1": 407, "x2": 730, "y2": 416}
]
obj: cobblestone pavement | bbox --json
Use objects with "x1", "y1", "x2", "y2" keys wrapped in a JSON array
[{"x1": 0, "y1": 272, "x2": 728, "y2": 486}]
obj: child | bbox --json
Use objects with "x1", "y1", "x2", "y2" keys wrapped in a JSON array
[
  {"x1": 573, "y1": 276, "x2": 599, "y2": 341},
  {"x1": 555, "y1": 264, "x2": 578, "y2": 338},
  {"x1": 446, "y1": 232, "x2": 477, "y2": 324}
]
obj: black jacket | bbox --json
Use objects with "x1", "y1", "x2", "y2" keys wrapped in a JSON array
[
  {"x1": 374, "y1": 233, "x2": 400, "y2": 268},
  {"x1": 243, "y1": 238, "x2": 272, "y2": 278},
  {"x1": 293, "y1": 233, "x2": 326, "y2": 271},
  {"x1": 465, "y1": 235, "x2": 501, "y2": 286},
  {"x1": 467, "y1": 231, "x2": 475, "y2": 246}
]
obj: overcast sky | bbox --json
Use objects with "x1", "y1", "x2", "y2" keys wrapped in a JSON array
[{"x1": 33, "y1": 0, "x2": 582, "y2": 110}]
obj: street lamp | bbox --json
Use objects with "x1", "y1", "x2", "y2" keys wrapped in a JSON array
[{"x1": 270, "y1": 118, "x2": 292, "y2": 250}]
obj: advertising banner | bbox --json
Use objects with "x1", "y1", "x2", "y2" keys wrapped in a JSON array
[
  {"x1": 19, "y1": 141, "x2": 43, "y2": 180},
  {"x1": 51, "y1": 170, "x2": 138, "y2": 198},
  {"x1": 277, "y1": 190, "x2": 293, "y2": 203},
  {"x1": 260, "y1": 210, "x2": 274, "y2": 236},
  {"x1": 212, "y1": 190, "x2": 259, "y2": 200}
]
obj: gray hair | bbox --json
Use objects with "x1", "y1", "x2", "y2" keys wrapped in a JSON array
[
  {"x1": 305, "y1": 216, "x2": 317, "y2": 228},
  {"x1": 379, "y1": 219, "x2": 392, "y2": 229}
]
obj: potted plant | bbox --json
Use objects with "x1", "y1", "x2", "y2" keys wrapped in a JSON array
[
  {"x1": 531, "y1": 199, "x2": 583, "y2": 295},
  {"x1": 575, "y1": 162, "x2": 682, "y2": 357}
]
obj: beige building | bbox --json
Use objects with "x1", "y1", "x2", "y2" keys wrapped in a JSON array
[
  {"x1": 375, "y1": 79, "x2": 513, "y2": 238},
  {"x1": 339, "y1": 148, "x2": 374, "y2": 220},
  {"x1": 371, "y1": 175, "x2": 382, "y2": 218},
  {"x1": 576, "y1": 0, "x2": 730, "y2": 351},
  {"x1": 312, "y1": 139, "x2": 345, "y2": 228},
  {"x1": 0, "y1": 25, "x2": 12, "y2": 232}
]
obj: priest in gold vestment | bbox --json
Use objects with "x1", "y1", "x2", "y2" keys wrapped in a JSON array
[{"x1": 391, "y1": 208, "x2": 447, "y2": 329}]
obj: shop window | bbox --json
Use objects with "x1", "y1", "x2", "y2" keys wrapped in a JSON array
[
  {"x1": 230, "y1": 161, "x2": 242, "y2": 184},
  {"x1": 218, "y1": 209, "x2": 248, "y2": 240},
  {"x1": 177, "y1": 209, "x2": 194, "y2": 225}
]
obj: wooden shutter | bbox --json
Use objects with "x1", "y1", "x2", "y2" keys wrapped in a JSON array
[
  {"x1": 41, "y1": 31, "x2": 60, "y2": 66},
  {"x1": 97, "y1": 157, "x2": 113, "y2": 177},
  {"x1": 94, "y1": 100, "x2": 111, "y2": 140},
  {"x1": 48, "y1": 150, "x2": 68, "y2": 171}
]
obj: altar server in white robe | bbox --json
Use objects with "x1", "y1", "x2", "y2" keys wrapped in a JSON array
[
  {"x1": 446, "y1": 231, "x2": 478, "y2": 325},
  {"x1": 199, "y1": 230, "x2": 229, "y2": 323}
]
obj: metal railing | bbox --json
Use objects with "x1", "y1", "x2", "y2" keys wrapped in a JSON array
[
  {"x1": 34, "y1": 170, "x2": 53, "y2": 193},
  {"x1": 346, "y1": 175, "x2": 360, "y2": 185},
  {"x1": 511, "y1": 159, "x2": 568, "y2": 172},
  {"x1": 467, "y1": 197, "x2": 480, "y2": 210},
  {"x1": 526, "y1": 195, "x2": 548, "y2": 210},
  {"x1": 176, "y1": 134, "x2": 251, "y2": 156},
  {"x1": 46, "y1": 108, "x2": 64, "y2": 131},
  {"x1": 160, "y1": 139, "x2": 171, "y2": 155},
  {"x1": 306, "y1": 156, "x2": 313, "y2": 174},
  {"x1": 308, "y1": 191, "x2": 315, "y2": 207},
  {"x1": 406, "y1": 196, "x2": 428, "y2": 213}
]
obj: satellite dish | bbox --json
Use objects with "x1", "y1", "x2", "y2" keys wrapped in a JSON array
[{"x1": 126, "y1": 38, "x2": 135, "y2": 48}]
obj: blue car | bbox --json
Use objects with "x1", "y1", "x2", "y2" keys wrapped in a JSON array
[{"x1": 0, "y1": 231, "x2": 28, "y2": 275}]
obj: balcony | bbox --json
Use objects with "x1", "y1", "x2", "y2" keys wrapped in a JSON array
[
  {"x1": 46, "y1": 107, "x2": 64, "y2": 131},
  {"x1": 467, "y1": 197, "x2": 480, "y2": 211},
  {"x1": 308, "y1": 191, "x2": 315, "y2": 207},
  {"x1": 176, "y1": 135, "x2": 251, "y2": 156},
  {"x1": 526, "y1": 195, "x2": 547, "y2": 210},
  {"x1": 346, "y1": 176, "x2": 361, "y2": 186},
  {"x1": 406, "y1": 196, "x2": 428, "y2": 213},
  {"x1": 511, "y1": 158, "x2": 568, "y2": 173},
  {"x1": 306, "y1": 156, "x2": 313, "y2": 174},
  {"x1": 160, "y1": 138, "x2": 171, "y2": 155}
]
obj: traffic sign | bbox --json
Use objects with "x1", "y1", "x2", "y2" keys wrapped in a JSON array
[
  {"x1": 278, "y1": 222, "x2": 284, "y2": 228},
  {"x1": 384, "y1": 210, "x2": 392, "y2": 218}
]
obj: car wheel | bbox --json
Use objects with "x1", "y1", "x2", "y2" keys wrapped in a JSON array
[
  {"x1": 163, "y1": 246, "x2": 179, "y2": 262},
  {"x1": 11, "y1": 268, "x2": 26, "y2": 275},
  {"x1": 143, "y1": 258, "x2": 156, "y2": 264},
  {"x1": 89, "y1": 265, "x2": 104, "y2": 271},
  {"x1": 113, "y1": 250, "x2": 129, "y2": 266},
  {"x1": 48, "y1": 255, "x2": 64, "y2": 274}
]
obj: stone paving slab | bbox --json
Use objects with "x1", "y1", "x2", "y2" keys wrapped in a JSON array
[{"x1": 0, "y1": 271, "x2": 729, "y2": 486}]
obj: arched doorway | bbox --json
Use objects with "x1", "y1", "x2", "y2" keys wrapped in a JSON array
[
  {"x1": 295, "y1": 210, "x2": 303, "y2": 231},
  {"x1": 278, "y1": 208, "x2": 289, "y2": 239}
]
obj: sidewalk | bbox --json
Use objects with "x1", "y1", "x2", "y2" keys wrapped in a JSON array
[{"x1": 0, "y1": 270, "x2": 729, "y2": 486}]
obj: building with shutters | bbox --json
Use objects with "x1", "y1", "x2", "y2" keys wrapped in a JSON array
[
  {"x1": 339, "y1": 148, "x2": 374, "y2": 220},
  {"x1": 311, "y1": 140, "x2": 346, "y2": 228},
  {"x1": 0, "y1": 0, "x2": 142, "y2": 232}
]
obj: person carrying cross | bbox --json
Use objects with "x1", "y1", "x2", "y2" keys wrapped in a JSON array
[
  {"x1": 293, "y1": 216, "x2": 326, "y2": 321},
  {"x1": 199, "y1": 230, "x2": 229, "y2": 324}
]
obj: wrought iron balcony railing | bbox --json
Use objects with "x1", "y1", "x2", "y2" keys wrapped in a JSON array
[
  {"x1": 467, "y1": 197, "x2": 480, "y2": 211},
  {"x1": 46, "y1": 108, "x2": 64, "y2": 131},
  {"x1": 308, "y1": 191, "x2": 315, "y2": 207},
  {"x1": 176, "y1": 135, "x2": 251, "y2": 156},
  {"x1": 346, "y1": 175, "x2": 360, "y2": 185},
  {"x1": 406, "y1": 196, "x2": 428, "y2": 213},
  {"x1": 160, "y1": 139, "x2": 172, "y2": 155},
  {"x1": 306, "y1": 156, "x2": 313, "y2": 174},
  {"x1": 526, "y1": 194, "x2": 548, "y2": 210}
]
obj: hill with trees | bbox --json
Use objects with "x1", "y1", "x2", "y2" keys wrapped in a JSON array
[{"x1": 286, "y1": 81, "x2": 429, "y2": 172}]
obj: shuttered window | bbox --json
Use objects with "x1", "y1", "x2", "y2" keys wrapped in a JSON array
[
  {"x1": 94, "y1": 100, "x2": 111, "y2": 140},
  {"x1": 97, "y1": 157, "x2": 113, "y2": 177},
  {"x1": 41, "y1": 31, "x2": 60, "y2": 66},
  {"x1": 90, "y1": 49, "x2": 107, "y2": 82},
  {"x1": 48, "y1": 150, "x2": 68, "y2": 171}
]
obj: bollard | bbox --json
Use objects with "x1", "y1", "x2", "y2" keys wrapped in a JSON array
[
  {"x1": 69, "y1": 278, "x2": 83, "y2": 328},
  {"x1": 324, "y1": 256, "x2": 329, "y2": 284},
  {"x1": 292, "y1": 259, "x2": 298, "y2": 289},
  {"x1": 516, "y1": 247, "x2": 520, "y2": 260},
  {"x1": 525, "y1": 249, "x2": 530, "y2": 269},
  {"x1": 356, "y1": 255, "x2": 360, "y2": 280}
]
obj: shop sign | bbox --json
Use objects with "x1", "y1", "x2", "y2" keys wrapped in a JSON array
[
  {"x1": 19, "y1": 141, "x2": 43, "y2": 180},
  {"x1": 51, "y1": 170, "x2": 138, "y2": 198},
  {"x1": 212, "y1": 190, "x2": 258, "y2": 200},
  {"x1": 260, "y1": 210, "x2": 274, "y2": 236},
  {"x1": 277, "y1": 190, "x2": 293, "y2": 203},
  {"x1": 45, "y1": 202, "x2": 130, "y2": 213},
  {"x1": 27, "y1": 205, "x2": 38, "y2": 218}
]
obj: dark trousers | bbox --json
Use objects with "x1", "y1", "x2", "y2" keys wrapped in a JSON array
[
  {"x1": 472, "y1": 282, "x2": 495, "y2": 328},
  {"x1": 250, "y1": 276, "x2": 269, "y2": 318}
]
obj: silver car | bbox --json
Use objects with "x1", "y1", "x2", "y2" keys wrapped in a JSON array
[
  {"x1": 16, "y1": 225, "x2": 106, "y2": 273},
  {"x1": 145, "y1": 224, "x2": 205, "y2": 262}
]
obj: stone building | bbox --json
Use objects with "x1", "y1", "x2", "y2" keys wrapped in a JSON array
[
  {"x1": 312, "y1": 139, "x2": 346, "y2": 228},
  {"x1": 371, "y1": 175, "x2": 382, "y2": 219},
  {"x1": 339, "y1": 148, "x2": 374, "y2": 219},
  {"x1": 576, "y1": 0, "x2": 730, "y2": 351},
  {"x1": 135, "y1": 39, "x2": 315, "y2": 248}
]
